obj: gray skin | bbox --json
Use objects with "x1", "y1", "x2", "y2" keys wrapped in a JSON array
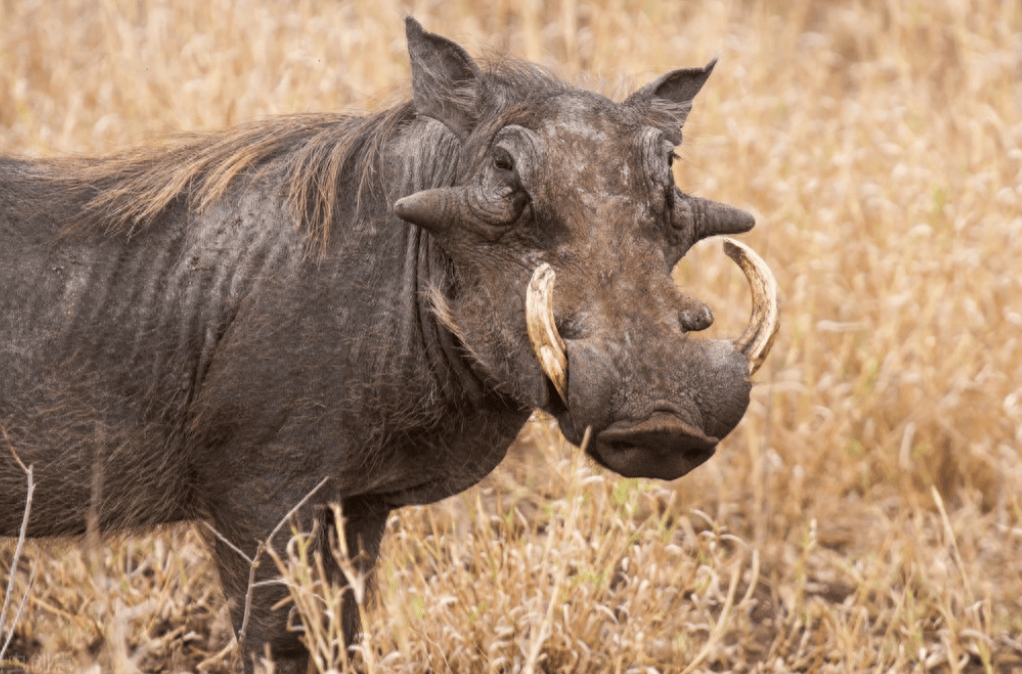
[{"x1": 1, "y1": 18, "x2": 758, "y2": 672}]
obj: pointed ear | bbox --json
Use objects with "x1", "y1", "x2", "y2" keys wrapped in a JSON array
[
  {"x1": 405, "y1": 17, "x2": 482, "y2": 139},
  {"x1": 625, "y1": 58, "x2": 718, "y2": 130}
]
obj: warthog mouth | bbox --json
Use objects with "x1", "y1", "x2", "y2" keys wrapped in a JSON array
[
  {"x1": 525, "y1": 237, "x2": 780, "y2": 478},
  {"x1": 592, "y1": 413, "x2": 718, "y2": 480}
]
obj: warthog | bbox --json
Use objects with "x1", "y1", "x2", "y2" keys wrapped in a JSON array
[{"x1": 0, "y1": 17, "x2": 778, "y2": 672}]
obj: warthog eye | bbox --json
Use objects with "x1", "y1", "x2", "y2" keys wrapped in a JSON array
[{"x1": 493, "y1": 148, "x2": 515, "y2": 173}]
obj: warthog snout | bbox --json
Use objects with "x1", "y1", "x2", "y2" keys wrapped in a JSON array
[{"x1": 527, "y1": 238, "x2": 779, "y2": 480}]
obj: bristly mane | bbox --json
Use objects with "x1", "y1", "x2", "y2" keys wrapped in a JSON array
[
  {"x1": 31, "y1": 56, "x2": 686, "y2": 253},
  {"x1": 46, "y1": 105, "x2": 414, "y2": 253}
]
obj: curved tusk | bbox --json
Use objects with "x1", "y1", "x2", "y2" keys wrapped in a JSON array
[
  {"x1": 722, "y1": 238, "x2": 780, "y2": 376},
  {"x1": 526, "y1": 263, "x2": 569, "y2": 405}
]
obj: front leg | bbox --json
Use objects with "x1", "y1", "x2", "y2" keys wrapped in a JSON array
[
  {"x1": 207, "y1": 503, "x2": 315, "y2": 674},
  {"x1": 327, "y1": 495, "x2": 391, "y2": 651},
  {"x1": 207, "y1": 493, "x2": 390, "y2": 673}
]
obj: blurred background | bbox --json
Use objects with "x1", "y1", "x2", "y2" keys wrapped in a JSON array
[{"x1": 2, "y1": 1, "x2": 1020, "y2": 672}]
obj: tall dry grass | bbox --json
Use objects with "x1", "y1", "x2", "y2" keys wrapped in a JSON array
[{"x1": 2, "y1": 0, "x2": 1021, "y2": 672}]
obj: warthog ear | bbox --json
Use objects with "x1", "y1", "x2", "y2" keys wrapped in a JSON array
[
  {"x1": 405, "y1": 17, "x2": 482, "y2": 140},
  {"x1": 625, "y1": 58, "x2": 718, "y2": 132}
]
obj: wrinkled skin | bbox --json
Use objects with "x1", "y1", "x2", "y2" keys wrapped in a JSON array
[{"x1": 0, "y1": 18, "x2": 770, "y2": 672}]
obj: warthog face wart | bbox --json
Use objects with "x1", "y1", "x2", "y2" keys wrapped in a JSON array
[{"x1": 0, "y1": 17, "x2": 777, "y2": 672}]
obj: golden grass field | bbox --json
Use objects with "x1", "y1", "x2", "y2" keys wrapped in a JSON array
[{"x1": 2, "y1": 0, "x2": 1021, "y2": 672}]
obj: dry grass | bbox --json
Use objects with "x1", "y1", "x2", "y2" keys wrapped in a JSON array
[{"x1": 2, "y1": 0, "x2": 1022, "y2": 672}]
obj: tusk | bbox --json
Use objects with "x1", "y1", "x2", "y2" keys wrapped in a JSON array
[
  {"x1": 722, "y1": 238, "x2": 780, "y2": 376},
  {"x1": 526, "y1": 264, "x2": 569, "y2": 405}
]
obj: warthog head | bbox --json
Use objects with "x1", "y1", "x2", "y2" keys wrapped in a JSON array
[{"x1": 395, "y1": 19, "x2": 778, "y2": 480}]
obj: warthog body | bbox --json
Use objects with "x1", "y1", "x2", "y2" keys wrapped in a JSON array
[{"x1": 1, "y1": 19, "x2": 777, "y2": 671}]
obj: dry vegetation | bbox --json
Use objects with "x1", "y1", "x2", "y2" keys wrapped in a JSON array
[{"x1": 2, "y1": 0, "x2": 1021, "y2": 672}]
